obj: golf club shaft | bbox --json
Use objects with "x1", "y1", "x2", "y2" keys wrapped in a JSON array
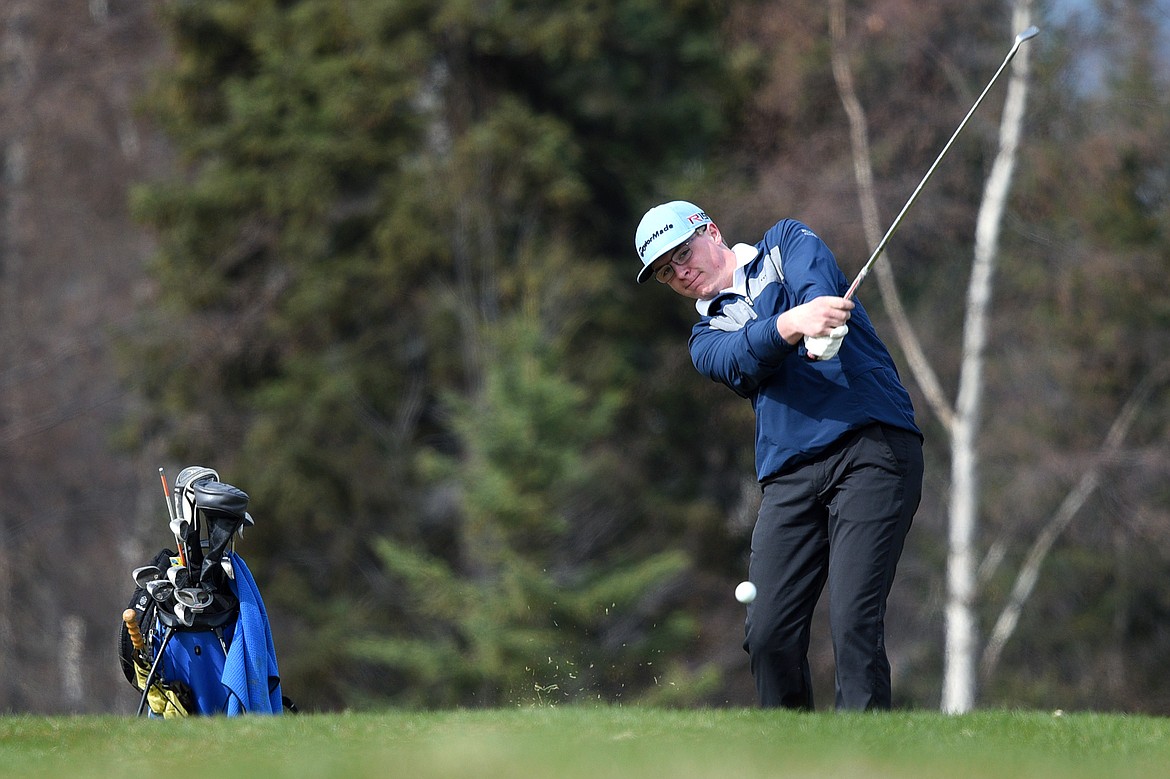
[
  {"x1": 136, "y1": 626, "x2": 175, "y2": 717},
  {"x1": 159, "y1": 468, "x2": 187, "y2": 566},
  {"x1": 159, "y1": 468, "x2": 176, "y2": 522},
  {"x1": 843, "y1": 25, "x2": 1039, "y2": 301}
]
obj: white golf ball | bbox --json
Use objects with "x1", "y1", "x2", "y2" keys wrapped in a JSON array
[{"x1": 735, "y1": 581, "x2": 757, "y2": 604}]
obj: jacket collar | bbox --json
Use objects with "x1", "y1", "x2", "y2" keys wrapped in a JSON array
[{"x1": 696, "y1": 243, "x2": 760, "y2": 316}]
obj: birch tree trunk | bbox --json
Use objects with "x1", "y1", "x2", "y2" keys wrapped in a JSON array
[{"x1": 942, "y1": 0, "x2": 1035, "y2": 714}]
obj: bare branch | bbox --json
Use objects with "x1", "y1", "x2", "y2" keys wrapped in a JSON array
[
  {"x1": 979, "y1": 360, "x2": 1170, "y2": 681},
  {"x1": 827, "y1": 0, "x2": 956, "y2": 433}
]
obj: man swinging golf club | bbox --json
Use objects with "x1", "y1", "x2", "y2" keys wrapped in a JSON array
[
  {"x1": 634, "y1": 22, "x2": 1038, "y2": 711},
  {"x1": 634, "y1": 202, "x2": 923, "y2": 709}
]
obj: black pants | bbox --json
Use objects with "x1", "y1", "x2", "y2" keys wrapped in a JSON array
[{"x1": 743, "y1": 424, "x2": 923, "y2": 710}]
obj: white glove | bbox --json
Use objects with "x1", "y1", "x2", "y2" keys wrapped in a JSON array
[{"x1": 804, "y1": 325, "x2": 849, "y2": 360}]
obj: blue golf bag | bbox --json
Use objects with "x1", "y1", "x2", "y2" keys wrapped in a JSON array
[{"x1": 119, "y1": 467, "x2": 290, "y2": 716}]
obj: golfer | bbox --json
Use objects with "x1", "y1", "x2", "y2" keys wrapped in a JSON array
[{"x1": 635, "y1": 200, "x2": 923, "y2": 710}]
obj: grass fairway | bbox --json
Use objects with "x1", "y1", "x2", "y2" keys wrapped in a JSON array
[{"x1": 2, "y1": 707, "x2": 1167, "y2": 778}]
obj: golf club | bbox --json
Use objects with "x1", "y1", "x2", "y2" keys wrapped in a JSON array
[
  {"x1": 166, "y1": 564, "x2": 187, "y2": 588},
  {"x1": 175, "y1": 467, "x2": 217, "y2": 584},
  {"x1": 160, "y1": 467, "x2": 187, "y2": 567},
  {"x1": 169, "y1": 517, "x2": 190, "y2": 542},
  {"x1": 146, "y1": 579, "x2": 175, "y2": 603},
  {"x1": 239, "y1": 511, "x2": 254, "y2": 539},
  {"x1": 132, "y1": 565, "x2": 161, "y2": 589},
  {"x1": 843, "y1": 25, "x2": 1040, "y2": 301},
  {"x1": 136, "y1": 625, "x2": 176, "y2": 716},
  {"x1": 174, "y1": 586, "x2": 214, "y2": 611},
  {"x1": 174, "y1": 602, "x2": 194, "y2": 627},
  {"x1": 159, "y1": 467, "x2": 176, "y2": 523}
]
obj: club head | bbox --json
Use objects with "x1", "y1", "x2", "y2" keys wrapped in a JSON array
[
  {"x1": 132, "y1": 565, "x2": 161, "y2": 588},
  {"x1": 174, "y1": 586, "x2": 214, "y2": 611},
  {"x1": 169, "y1": 517, "x2": 190, "y2": 540},
  {"x1": 146, "y1": 579, "x2": 175, "y2": 603},
  {"x1": 166, "y1": 564, "x2": 188, "y2": 588},
  {"x1": 1016, "y1": 25, "x2": 1040, "y2": 43},
  {"x1": 174, "y1": 465, "x2": 219, "y2": 492},
  {"x1": 174, "y1": 602, "x2": 195, "y2": 627},
  {"x1": 221, "y1": 557, "x2": 234, "y2": 580},
  {"x1": 175, "y1": 466, "x2": 219, "y2": 524}
]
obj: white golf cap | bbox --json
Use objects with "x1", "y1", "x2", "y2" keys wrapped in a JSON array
[{"x1": 634, "y1": 200, "x2": 712, "y2": 283}]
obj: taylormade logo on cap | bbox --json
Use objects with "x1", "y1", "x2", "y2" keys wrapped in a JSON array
[
  {"x1": 638, "y1": 223, "x2": 675, "y2": 259},
  {"x1": 633, "y1": 200, "x2": 712, "y2": 284}
]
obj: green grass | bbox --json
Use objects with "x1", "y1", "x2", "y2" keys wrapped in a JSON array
[{"x1": 2, "y1": 708, "x2": 1168, "y2": 778}]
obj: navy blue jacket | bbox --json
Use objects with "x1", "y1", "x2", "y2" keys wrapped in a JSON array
[{"x1": 689, "y1": 219, "x2": 920, "y2": 482}]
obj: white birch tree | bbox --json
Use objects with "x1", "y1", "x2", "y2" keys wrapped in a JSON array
[
  {"x1": 828, "y1": 0, "x2": 1036, "y2": 712},
  {"x1": 941, "y1": 0, "x2": 1038, "y2": 713},
  {"x1": 831, "y1": 0, "x2": 1170, "y2": 707}
]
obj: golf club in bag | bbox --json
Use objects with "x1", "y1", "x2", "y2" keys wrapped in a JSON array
[{"x1": 118, "y1": 466, "x2": 293, "y2": 716}]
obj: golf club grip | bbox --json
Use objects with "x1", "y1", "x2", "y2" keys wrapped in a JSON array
[{"x1": 123, "y1": 608, "x2": 146, "y2": 652}]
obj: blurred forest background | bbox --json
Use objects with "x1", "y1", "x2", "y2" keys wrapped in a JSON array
[{"x1": 1, "y1": 0, "x2": 1168, "y2": 715}]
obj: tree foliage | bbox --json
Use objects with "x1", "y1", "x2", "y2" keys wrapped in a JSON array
[
  {"x1": 128, "y1": 0, "x2": 760, "y2": 707},
  {"x1": 104, "y1": 0, "x2": 1170, "y2": 713}
]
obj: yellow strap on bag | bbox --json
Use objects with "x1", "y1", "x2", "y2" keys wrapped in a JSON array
[{"x1": 132, "y1": 655, "x2": 191, "y2": 718}]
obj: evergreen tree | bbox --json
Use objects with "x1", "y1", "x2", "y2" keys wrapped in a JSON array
[{"x1": 128, "y1": 0, "x2": 760, "y2": 707}]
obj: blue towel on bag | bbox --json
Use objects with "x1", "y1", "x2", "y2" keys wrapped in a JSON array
[{"x1": 222, "y1": 552, "x2": 283, "y2": 714}]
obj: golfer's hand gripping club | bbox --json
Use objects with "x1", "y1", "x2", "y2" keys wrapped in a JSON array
[
  {"x1": 805, "y1": 325, "x2": 849, "y2": 360},
  {"x1": 791, "y1": 296, "x2": 853, "y2": 361}
]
